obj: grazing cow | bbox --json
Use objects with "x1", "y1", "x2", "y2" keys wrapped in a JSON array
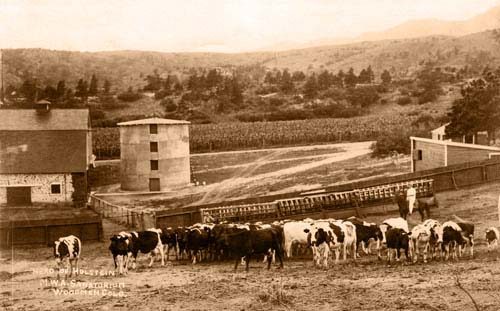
[
  {"x1": 409, "y1": 224, "x2": 432, "y2": 263},
  {"x1": 348, "y1": 217, "x2": 383, "y2": 258},
  {"x1": 442, "y1": 221, "x2": 465, "y2": 261},
  {"x1": 485, "y1": 227, "x2": 499, "y2": 251},
  {"x1": 115, "y1": 230, "x2": 165, "y2": 269},
  {"x1": 219, "y1": 228, "x2": 284, "y2": 272},
  {"x1": 422, "y1": 219, "x2": 444, "y2": 260},
  {"x1": 385, "y1": 228, "x2": 411, "y2": 264},
  {"x1": 54, "y1": 235, "x2": 81, "y2": 278}
]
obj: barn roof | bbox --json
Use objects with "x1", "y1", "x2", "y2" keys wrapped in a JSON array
[
  {"x1": 117, "y1": 117, "x2": 190, "y2": 126},
  {"x1": 0, "y1": 109, "x2": 90, "y2": 131}
]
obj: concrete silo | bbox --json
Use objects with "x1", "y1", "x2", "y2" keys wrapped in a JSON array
[{"x1": 117, "y1": 118, "x2": 191, "y2": 191}]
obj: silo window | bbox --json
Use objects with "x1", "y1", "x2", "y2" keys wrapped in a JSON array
[
  {"x1": 150, "y1": 142, "x2": 158, "y2": 152},
  {"x1": 151, "y1": 160, "x2": 159, "y2": 170},
  {"x1": 50, "y1": 183, "x2": 61, "y2": 194},
  {"x1": 150, "y1": 124, "x2": 158, "y2": 134}
]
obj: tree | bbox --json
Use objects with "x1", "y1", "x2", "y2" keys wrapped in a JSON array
[
  {"x1": 292, "y1": 71, "x2": 306, "y2": 81},
  {"x1": 416, "y1": 65, "x2": 442, "y2": 104},
  {"x1": 344, "y1": 68, "x2": 358, "y2": 88},
  {"x1": 303, "y1": 74, "x2": 318, "y2": 99},
  {"x1": 447, "y1": 78, "x2": 500, "y2": 143},
  {"x1": 75, "y1": 79, "x2": 88, "y2": 99},
  {"x1": 19, "y1": 78, "x2": 38, "y2": 103},
  {"x1": 89, "y1": 74, "x2": 98, "y2": 96},
  {"x1": 103, "y1": 79, "x2": 111, "y2": 94},
  {"x1": 280, "y1": 69, "x2": 294, "y2": 93},
  {"x1": 56, "y1": 80, "x2": 66, "y2": 100},
  {"x1": 317, "y1": 70, "x2": 332, "y2": 90},
  {"x1": 381, "y1": 70, "x2": 392, "y2": 84}
]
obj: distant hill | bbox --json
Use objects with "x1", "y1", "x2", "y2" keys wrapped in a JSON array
[
  {"x1": 3, "y1": 30, "x2": 500, "y2": 91},
  {"x1": 359, "y1": 5, "x2": 500, "y2": 42}
]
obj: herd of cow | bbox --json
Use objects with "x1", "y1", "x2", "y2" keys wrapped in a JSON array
[{"x1": 52, "y1": 215, "x2": 500, "y2": 277}]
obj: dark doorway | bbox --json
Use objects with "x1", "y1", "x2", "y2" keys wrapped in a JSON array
[
  {"x1": 149, "y1": 178, "x2": 160, "y2": 191},
  {"x1": 6, "y1": 187, "x2": 32, "y2": 206}
]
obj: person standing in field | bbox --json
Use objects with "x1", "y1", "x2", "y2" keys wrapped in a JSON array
[{"x1": 406, "y1": 184, "x2": 417, "y2": 215}]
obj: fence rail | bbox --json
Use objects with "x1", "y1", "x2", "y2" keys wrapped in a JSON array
[
  {"x1": 89, "y1": 195, "x2": 155, "y2": 229},
  {"x1": 199, "y1": 179, "x2": 434, "y2": 222}
]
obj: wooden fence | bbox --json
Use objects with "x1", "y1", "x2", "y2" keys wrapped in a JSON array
[
  {"x1": 199, "y1": 179, "x2": 434, "y2": 222},
  {"x1": 0, "y1": 215, "x2": 102, "y2": 247},
  {"x1": 89, "y1": 195, "x2": 155, "y2": 230}
]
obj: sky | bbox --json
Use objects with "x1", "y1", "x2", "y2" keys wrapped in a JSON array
[{"x1": 0, "y1": 0, "x2": 499, "y2": 53}]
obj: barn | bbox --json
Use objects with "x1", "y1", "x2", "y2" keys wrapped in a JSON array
[
  {"x1": 0, "y1": 106, "x2": 92, "y2": 206},
  {"x1": 410, "y1": 136, "x2": 500, "y2": 172},
  {"x1": 118, "y1": 117, "x2": 191, "y2": 191}
]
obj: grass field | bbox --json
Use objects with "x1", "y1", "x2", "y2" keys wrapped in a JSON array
[{"x1": 2, "y1": 181, "x2": 500, "y2": 311}]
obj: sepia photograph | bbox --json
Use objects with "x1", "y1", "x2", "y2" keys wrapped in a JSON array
[{"x1": 1, "y1": 0, "x2": 500, "y2": 310}]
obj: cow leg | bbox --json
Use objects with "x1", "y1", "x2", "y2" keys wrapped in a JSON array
[
  {"x1": 74, "y1": 258, "x2": 79, "y2": 275},
  {"x1": 276, "y1": 248, "x2": 284, "y2": 269},
  {"x1": 191, "y1": 250, "x2": 197, "y2": 265},
  {"x1": 284, "y1": 241, "x2": 293, "y2": 258},
  {"x1": 234, "y1": 258, "x2": 239, "y2": 271},
  {"x1": 68, "y1": 259, "x2": 73, "y2": 277},
  {"x1": 342, "y1": 244, "x2": 347, "y2": 261},
  {"x1": 245, "y1": 254, "x2": 251, "y2": 272},
  {"x1": 266, "y1": 251, "x2": 272, "y2": 270},
  {"x1": 470, "y1": 237, "x2": 474, "y2": 258},
  {"x1": 159, "y1": 245, "x2": 165, "y2": 266}
]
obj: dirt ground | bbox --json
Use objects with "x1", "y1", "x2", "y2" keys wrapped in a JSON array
[{"x1": 2, "y1": 181, "x2": 500, "y2": 311}]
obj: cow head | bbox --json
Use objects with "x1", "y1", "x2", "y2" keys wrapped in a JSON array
[{"x1": 109, "y1": 235, "x2": 129, "y2": 254}]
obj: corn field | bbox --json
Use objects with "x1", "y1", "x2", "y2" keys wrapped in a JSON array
[{"x1": 93, "y1": 115, "x2": 417, "y2": 159}]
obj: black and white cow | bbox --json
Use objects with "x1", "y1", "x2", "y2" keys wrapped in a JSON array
[
  {"x1": 485, "y1": 227, "x2": 499, "y2": 251},
  {"x1": 441, "y1": 221, "x2": 465, "y2": 261},
  {"x1": 456, "y1": 221, "x2": 475, "y2": 258},
  {"x1": 160, "y1": 227, "x2": 178, "y2": 260},
  {"x1": 347, "y1": 217, "x2": 383, "y2": 258},
  {"x1": 219, "y1": 227, "x2": 284, "y2": 272},
  {"x1": 53, "y1": 235, "x2": 81, "y2": 278},
  {"x1": 385, "y1": 228, "x2": 411, "y2": 264},
  {"x1": 110, "y1": 229, "x2": 165, "y2": 271},
  {"x1": 109, "y1": 233, "x2": 132, "y2": 274},
  {"x1": 185, "y1": 224, "x2": 214, "y2": 264}
]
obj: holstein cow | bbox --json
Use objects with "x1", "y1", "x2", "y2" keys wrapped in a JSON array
[
  {"x1": 185, "y1": 224, "x2": 214, "y2": 264},
  {"x1": 409, "y1": 224, "x2": 433, "y2": 263},
  {"x1": 53, "y1": 235, "x2": 81, "y2": 278},
  {"x1": 109, "y1": 233, "x2": 132, "y2": 274},
  {"x1": 380, "y1": 217, "x2": 409, "y2": 249},
  {"x1": 333, "y1": 220, "x2": 358, "y2": 262},
  {"x1": 347, "y1": 217, "x2": 383, "y2": 258},
  {"x1": 311, "y1": 228, "x2": 331, "y2": 269},
  {"x1": 305, "y1": 220, "x2": 344, "y2": 265},
  {"x1": 441, "y1": 221, "x2": 465, "y2": 261},
  {"x1": 485, "y1": 227, "x2": 499, "y2": 251},
  {"x1": 422, "y1": 219, "x2": 444, "y2": 260},
  {"x1": 111, "y1": 229, "x2": 165, "y2": 270},
  {"x1": 219, "y1": 227, "x2": 284, "y2": 272},
  {"x1": 160, "y1": 227, "x2": 179, "y2": 260},
  {"x1": 284, "y1": 221, "x2": 314, "y2": 258},
  {"x1": 453, "y1": 216, "x2": 475, "y2": 258},
  {"x1": 385, "y1": 228, "x2": 411, "y2": 264}
]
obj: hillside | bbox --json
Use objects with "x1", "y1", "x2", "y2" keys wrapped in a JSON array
[{"x1": 2, "y1": 29, "x2": 500, "y2": 92}]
